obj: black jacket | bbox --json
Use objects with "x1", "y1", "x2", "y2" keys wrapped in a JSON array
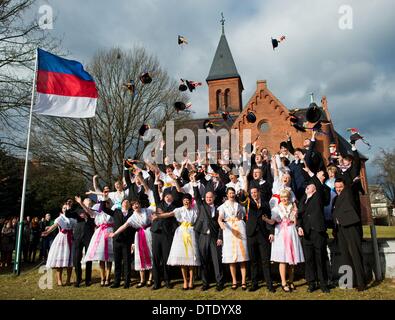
[
  {"x1": 193, "y1": 186, "x2": 222, "y2": 240},
  {"x1": 202, "y1": 179, "x2": 227, "y2": 207},
  {"x1": 72, "y1": 210, "x2": 95, "y2": 244},
  {"x1": 124, "y1": 170, "x2": 150, "y2": 208},
  {"x1": 102, "y1": 206, "x2": 134, "y2": 245},
  {"x1": 245, "y1": 195, "x2": 274, "y2": 238},
  {"x1": 297, "y1": 175, "x2": 330, "y2": 234},
  {"x1": 150, "y1": 184, "x2": 179, "y2": 235},
  {"x1": 289, "y1": 160, "x2": 310, "y2": 201},
  {"x1": 249, "y1": 179, "x2": 272, "y2": 203},
  {"x1": 305, "y1": 140, "x2": 325, "y2": 174},
  {"x1": 332, "y1": 187, "x2": 361, "y2": 227}
]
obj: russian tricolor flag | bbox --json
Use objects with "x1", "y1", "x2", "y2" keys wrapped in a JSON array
[{"x1": 34, "y1": 48, "x2": 98, "y2": 118}]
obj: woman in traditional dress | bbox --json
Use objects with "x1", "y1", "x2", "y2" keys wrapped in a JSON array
[
  {"x1": 109, "y1": 201, "x2": 154, "y2": 288},
  {"x1": 270, "y1": 155, "x2": 296, "y2": 209},
  {"x1": 218, "y1": 187, "x2": 249, "y2": 290},
  {"x1": 42, "y1": 204, "x2": 76, "y2": 286},
  {"x1": 270, "y1": 189, "x2": 304, "y2": 292},
  {"x1": 164, "y1": 193, "x2": 200, "y2": 290},
  {"x1": 75, "y1": 197, "x2": 114, "y2": 287}
]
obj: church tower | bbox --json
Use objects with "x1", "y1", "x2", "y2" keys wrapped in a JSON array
[{"x1": 206, "y1": 14, "x2": 243, "y2": 118}]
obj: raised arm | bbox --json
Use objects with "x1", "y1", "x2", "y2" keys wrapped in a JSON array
[
  {"x1": 108, "y1": 221, "x2": 130, "y2": 238},
  {"x1": 286, "y1": 132, "x2": 295, "y2": 155},
  {"x1": 41, "y1": 222, "x2": 59, "y2": 237},
  {"x1": 93, "y1": 175, "x2": 101, "y2": 192},
  {"x1": 271, "y1": 155, "x2": 279, "y2": 178},
  {"x1": 75, "y1": 196, "x2": 96, "y2": 218}
]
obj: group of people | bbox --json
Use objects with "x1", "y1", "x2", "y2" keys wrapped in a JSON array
[
  {"x1": 0, "y1": 214, "x2": 56, "y2": 268},
  {"x1": 41, "y1": 130, "x2": 367, "y2": 293}
]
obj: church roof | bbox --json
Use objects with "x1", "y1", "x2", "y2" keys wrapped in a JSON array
[{"x1": 206, "y1": 33, "x2": 243, "y2": 87}]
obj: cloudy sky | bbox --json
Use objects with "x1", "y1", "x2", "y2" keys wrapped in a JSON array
[{"x1": 34, "y1": 0, "x2": 395, "y2": 179}]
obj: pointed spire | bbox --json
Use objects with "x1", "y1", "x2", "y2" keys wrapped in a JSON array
[
  {"x1": 206, "y1": 15, "x2": 242, "y2": 87},
  {"x1": 220, "y1": 12, "x2": 225, "y2": 35}
]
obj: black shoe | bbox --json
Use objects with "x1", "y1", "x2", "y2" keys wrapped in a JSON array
[
  {"x1": 110, "y1": 283, "x2": 120, "y2": 289},
  {"x1": 248, "y1": 284, "x2": 258, "y2": 292},
  {"x1": 136, "y1": 282, "x2": 146, "y2": 288},
  {"x1": 85, "y1": 281, "x2": 91, "y2": 287},
  {"x1": 320, "y1": 286, "x2": 330, "y2": 293},
  {"x1": 74, "y1": 282, "x2": 80, "y2": 288},
  {"x1": 165, "y1": 282, "x2": 173, "y2": 289},
  {"x1": 267, "y1": 286, "x2": 276, "y2": 293},
  {"x1": 307, "y1": 283, "x2": 317, "y2": 293},
  {"x1": 201, "y1": 285, "x2": 209, "y2": 291},
  {"x1": 152, "y1": 285, "x2": 160, "y2": 290},
  {"x1": 216, "y1": 284, "x2": 224, "y2": 292},
  {"x1": 356, "y1": 285, "x2": 366, "y2": 292},
  {"x1": 123, "y1": 282, "x2": 130, "y2": 289}
]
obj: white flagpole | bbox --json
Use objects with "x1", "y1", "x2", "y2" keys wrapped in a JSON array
[{"x1": 14, "y1": 48, "x2": 38, "y2": 275}]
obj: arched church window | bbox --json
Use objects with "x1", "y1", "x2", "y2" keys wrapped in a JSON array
[
  {"x1": 224, "y1": 89, "x2": 230, "y2": 108},
  {"x1": 216, "y1": 90, "x2": 222, "y2": 110}
]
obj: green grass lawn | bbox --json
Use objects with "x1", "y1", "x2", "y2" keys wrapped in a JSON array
[
  {"x1": 0, "y1": 264, "x2": 394, "y2": 300},
  {"x1": 363, "y1": 226, "x2": 395, "y2": 238},
  {"x1": 326, "y1": 226, "x2": 395, "y2": 239}
]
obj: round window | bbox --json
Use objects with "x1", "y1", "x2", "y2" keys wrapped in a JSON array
[{"x1": 259, "y1": 121, "x2": 269, "y2": 132}]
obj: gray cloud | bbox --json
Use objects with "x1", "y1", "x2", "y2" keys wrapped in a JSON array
[{"x1": 34, "y1": 0, "x2": 395, "y2": 181}]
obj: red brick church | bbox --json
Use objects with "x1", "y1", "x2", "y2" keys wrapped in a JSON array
[{"x1": 179, "y1": 22, "x2": 372, "y2": 224}]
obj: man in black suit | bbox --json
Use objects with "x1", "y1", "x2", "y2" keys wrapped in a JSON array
[
  {"x1": 332, "y1": 178, "x2": 366, "y2": 291},
  {"x1": 191, "y1": 175, "x2": 224, "y2": 291},
  {"x1": 65, "y1": 197, "x2": 95, "y2": 287},
  {"x1": 242, "y1": 183, "x2": 275, "y2": 292},
  {"x1": 124, "y1": 167, "x2": 150, "y2": 208},
  {"x1": 202, "y1": 173, "x2": 226, "y2": 207},
  {"x1": 150, "y1": 171, "x2": 180, "y2": 290},
  {"x1": 338, "y1": 142, "x2": 365, "y2": 239},
  {"x1": 289, "y1": 148, "x2": 310, "y2": 201},
  {"x1": 103, "y1": 199, "x2": 134, "y2": 288},
  {"x1": 248, "y1": 167, "x2": 272, "y2": 203},
  {"x1": 71, "y1": 198, "x2": 95, "y2": 287},
  {"x1": 297, "y1": 170, "x2": 331, "y2": 293},
  {"x1": 304, "y1": 133, "x2": 326, "y2": 174}
]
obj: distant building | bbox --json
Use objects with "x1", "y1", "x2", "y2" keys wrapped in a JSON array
[
  {"x1": 176, "y1": 21, "x2": 373, "y2": 224},
  {"x1": 369, "y1": 184, "x2": 393, "y2": 224}
]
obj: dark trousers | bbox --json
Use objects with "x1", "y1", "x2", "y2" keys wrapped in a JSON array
[
  {"x1": 336, "y1": 223, "x2": 365, "y2": 288},
  {"x1": 113, "y1": 241, "x2": 132, "y2": 284},
  {"x1": 197, "y1": 233, "x2": 223, "y2": 286},
  {"x1": 151, "y1": 231, "x2": 173, "y2": 286},
  {"x1": 302, "y1": 230, "x2": 328, "y2": 286},
  {"x1": 247, "y1": 233, "x2": 272, "y2": 287},
  {"x1": 73, "y1": 239, "x2": 92, "y2": 284}
]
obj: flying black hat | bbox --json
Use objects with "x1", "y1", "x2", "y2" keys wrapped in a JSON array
[
  {"x1": 186, "y1": 80, "x2": 202, "y2": 92},
  {"x1": 174, "y1": 101, "x2": 186, "y2": 112},
  {"x1": 271, "y1": 35, "x2": 286, "y2": 50},
  {"x1": 139, "y1": 72, "x2": 152, "y2": 84},
  {"x1": 246, "y1": 112, "x2": 256, "y2": 123},
  {"x1": 179, "y1": 79, "x2": 187, "y2": 91},
  {"x1": 306, "y1": 102, "x2": 322, "y2": 123},
  {"x1": 139, "y1": 124, "x2": 150, "y2": 137},
  {"x1": 178, "y1": 35, "x2": 188, "y2": 45},
  {"x1": 123, "y1": 79, "x2": 135, "y2": 95},
  {"x1": 203, "y1": 119, "x2": 214, "y2": 130},
  {"x1": 221, "y1": 111, "x2": 234, "y2": 122}
]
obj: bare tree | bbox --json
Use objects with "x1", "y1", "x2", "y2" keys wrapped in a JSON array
[
  {"x1": 31, "y1": 47, "x2": 190, "y2": 186},
  {"x1": 374, "y1": 148, "x2": 395, "y2": 206},
  {"x1": 0, "y1": 0, "x2": 60, "y2": 145}
]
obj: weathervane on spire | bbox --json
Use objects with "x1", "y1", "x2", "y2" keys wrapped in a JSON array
[{"x1": 220, "y1": 12, "x2": 225, "y2": 34}]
